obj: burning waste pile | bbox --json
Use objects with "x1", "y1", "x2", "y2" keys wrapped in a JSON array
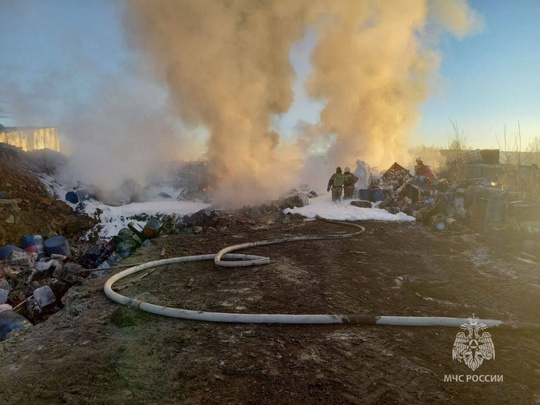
[
  {"x1": 355, "y1": 155, "x2": 540, "y2": 257},
  {"x1": 3, "y1": 139, "x2": 539, "y2": 341},
  {"x1": 0, "y1": 152, "x2": 319, "y2": 341}
]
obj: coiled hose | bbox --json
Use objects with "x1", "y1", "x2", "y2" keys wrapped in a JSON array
[{"x1": 104, "y1": 216, "x2": 539, "y2": 330}]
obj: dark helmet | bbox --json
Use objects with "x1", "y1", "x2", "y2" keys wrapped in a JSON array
[{"x1": 336, "y1": 167, "x2": 342, "y2": 173}]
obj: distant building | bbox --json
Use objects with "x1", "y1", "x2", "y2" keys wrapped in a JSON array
[{"x1": 0, "y1": 126, "x2": 60, "y2": 152}]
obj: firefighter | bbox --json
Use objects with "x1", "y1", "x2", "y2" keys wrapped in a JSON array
[
  {"x1": 327, "y1": 167, "x2": 345, "y2": 202},
  {"x1": 414, "y1": 158, "x2": 438, "y2": 180},
  {"x1": 343, "y1": 167, "x2": 358, "y2": 199}
]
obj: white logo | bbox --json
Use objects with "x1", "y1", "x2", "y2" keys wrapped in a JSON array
[{"x1": 452, "y1": 314, "x2": 495, "y2": 371}]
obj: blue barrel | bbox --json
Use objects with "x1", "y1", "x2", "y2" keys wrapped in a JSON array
[
  {"x1": 358, "y1": 189, "x2": 372, "y2": 201},
  {"x1": 0, "y1": 310, "x2": 32, "y2": 341},
  {"x1": 372, "y1": 189, "x2": 387, "y2": 202},
  {"x1": 44, "y1": 236, "x2": 71, "y2": 257},
  {"x1": 65, "y1": 189, "x2": 92, "y2": 204},
  {"x1": 20, "y1": 235, "x2": 45, "y2": 258},
  {"x1": 0, "y1": 245, "x2": 23, "y2": 260}
]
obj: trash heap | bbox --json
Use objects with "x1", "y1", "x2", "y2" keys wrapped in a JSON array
[
  {"x1": 174, "y1": 191, "x2": 314, "y2": 235},
  {"x1": 355, "y1": 160, "x2": 540, "y2": 257},
  {"x1": 0, "y1": 218, "x2": 163, "y2": 341},
  {"x1": 0, "y1": 236, "x2": 80, "y2": 340}
]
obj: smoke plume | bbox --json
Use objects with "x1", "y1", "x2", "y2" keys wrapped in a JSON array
[
  {"x1": 1, "y1": 0, "x2": 202, "y2": 204},
  {"x1": 124, "y1": 0, "x2": 479, "y2": 206}
]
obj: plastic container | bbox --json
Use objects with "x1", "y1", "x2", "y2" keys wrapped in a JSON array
[
  {"x1": 65, "y1": 189, "x2": 92, "y2": 204},
  {"x1": 92, "y1": 239, "x2": 117, "y2": 268},
  {"x1": 143, "y1": 218, "x2": 161, "y2": 238},
  {"x1": 357, "y1": 189, "x2": 372, "y2": 201},
  {"x1": 485, "y1": 196, "x2": 505, "y2": 223},
  {"x1": 0, "y1": 309, "x2": 32, "y2": 341},
  {"x1": 44, "y1": 236, "x2": 71, "y2": 257},
  {"x1": 21, "y1": 235, "x2": 46, "y2": 258},
  {"x1": 0, "y1": 289, "x2": 8, "y2": 305},
  {"x1": 469, "y1": 197, "x2": 488, "y2": 232},
  {"x1": 372, "y1": 189, "x2": 387, "y2": 203},
  {"x1": 97, "y1": 252, "x2": 123, "y2": 269},
  {"x1": 114, "y1": 229, "x2": 141, "y2": 259},
  {"x1": 432, "y1": 216, "x2": 447, "y2": 231},
  {"x1": 33, "y1": 285, "x2": 56, "y2": 309},
  {"x1": 0, "y1": 245, "x2": 23, "y2": 261}
]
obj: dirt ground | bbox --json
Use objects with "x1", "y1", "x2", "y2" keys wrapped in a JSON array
[{"x1": 0, "y1": 218, "x2": 539, "y2": 404}]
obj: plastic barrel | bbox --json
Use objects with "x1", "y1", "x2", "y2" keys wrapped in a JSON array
[
  {"x1": 0, "y1": 309, "x2": 32, "y2": 341},
  {"x1": 20, "y1": 235, "x2": 45, "y2": 258},
  {"x1": 44, "y1": 236, "x2": 71, "y2": 257},
  {"x1": 143, "y1": 219, "x2": 161, "y2": 238},
  {"x1": 65, "y1": 189, "x2": 91, "y2": 204},
  {"x1": 0, "y1": 245, "x2": 23, "y2": 261},
  {"x1": 469, "y1": 197, "x2": 488, "y2": 232},
  {"x1": 372, "y1": 189, "x2": 387, "y2": 202},
  {"x1": 485, "y1": 196, "x2": 505, "y2": 223},
  {"x1": 357, "y1": 189, "x2": 372, "y2": 201}
]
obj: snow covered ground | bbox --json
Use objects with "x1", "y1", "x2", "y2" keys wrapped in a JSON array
[
  {"x1": 284, "y1": 193, "x2": 415, "y2": 222},
  {"x1": 39, "y1": 174, "x2": 414, "y2": 240}
]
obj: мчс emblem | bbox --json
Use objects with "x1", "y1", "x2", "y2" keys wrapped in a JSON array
[{"x1": 452, "y1": 314, "x2": 495, "y2": 371}]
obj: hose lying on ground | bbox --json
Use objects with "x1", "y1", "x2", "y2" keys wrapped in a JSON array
[{"x1": 103, "y1": 217, "x2": 539, "y2": 330}]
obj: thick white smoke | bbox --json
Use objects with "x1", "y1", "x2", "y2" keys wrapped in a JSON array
[
  {"x1": 125, "y1": 0, "x2": 480, "y2": 206},
  {"x1": 1, "y1": 1, "x2": 480, "y2": 206}
]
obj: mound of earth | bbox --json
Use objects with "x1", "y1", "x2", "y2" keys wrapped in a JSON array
[{"x1": 0, "y1": 144, "x2": 97, "y2": 247}]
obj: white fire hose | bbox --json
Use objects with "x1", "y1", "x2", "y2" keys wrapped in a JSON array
[{"x1": 103, "y1": 217, "x2": 539, "y2": 330}]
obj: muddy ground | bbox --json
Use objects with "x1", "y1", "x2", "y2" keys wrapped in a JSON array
[{"x1": 0, "y1": 219, "x2": 539, "y2": 404}]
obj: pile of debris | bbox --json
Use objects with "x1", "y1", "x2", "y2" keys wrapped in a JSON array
[
  {"x1": 0, "y1": 216, "x2": 165, "y2": 340},
  {"x1": 0, "y1": 247, "x2": 83, "y2": 336},
  {"x1": 175, "y1": 190, "x2": 313, "y2": 235},
  {"x1": 354, "y1": 159, "x2": 540, "y2": 257}
]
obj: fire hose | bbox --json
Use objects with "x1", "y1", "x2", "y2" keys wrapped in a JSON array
[{"x1": 103, "y1": 216, "x2": 539, "y2": 330}]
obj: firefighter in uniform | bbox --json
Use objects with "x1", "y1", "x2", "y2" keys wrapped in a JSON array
[
  {"x1": 327, "y1": 167, "x2": 345, "y2": 202},
  {"x1": 343, "y1": 167, "x2": 358, "y2": 199}
]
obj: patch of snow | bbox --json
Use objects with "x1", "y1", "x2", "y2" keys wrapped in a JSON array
[
  {"x1": 90, "y1": 199, "x2": 210, "y2": 239},
  {"x1": 284, "y1": 193, "x2": 415, "y2": 222},
  {"x1": 39, "y1": 174, "x2": 413, "y2": 241}
]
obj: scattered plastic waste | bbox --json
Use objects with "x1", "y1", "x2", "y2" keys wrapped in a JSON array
[
  {"x1": 92, "y1": 239, "x2": 117, "y2": 268},
  {"x1": 0, "y1": 289, "x2": 8, "y2": 305},
  {"x1": 97, "y1": 252, "x2": 123, "y2": 269},
  {"x1": 44, "y1": 235, "x2": 71, "y2": 257},
  {"x1": 0, "y1": 245, "x2": 23, "y2": 260},
  {"x1": 65, "y1": 189, "x2": 93, "y2": 204},
  {"x1": 115, "y1": 228, "x2": 142, "y2": 259},
  {"x1": 6, "y1": 250, "x2": 37, "y2": 267},
  {"x1": 20, "y1": 235, "x2": 46, "y2": 258},
  {"x1": 143, "y1": 218, "x2": 161, "y2": 238},
  {"x1": 33, "y1": 285, "x2": 56, "y2": 309},
  {"x1": 0, "y1": 307, "x2": 32, "y2": 341}
]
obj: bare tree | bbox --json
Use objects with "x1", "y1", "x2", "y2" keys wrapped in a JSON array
[
  {"x1": 446, "y1": 120, "x2": 470, "y2": 182},
  {"x1": 495, "y1": 122, "x2": 529, "y2": 193}
]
